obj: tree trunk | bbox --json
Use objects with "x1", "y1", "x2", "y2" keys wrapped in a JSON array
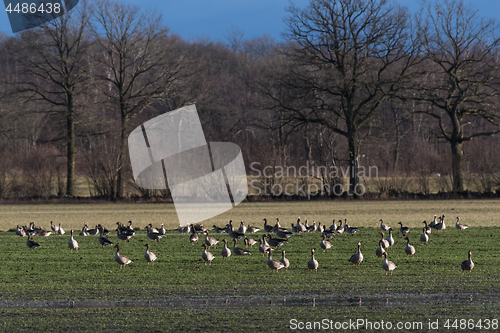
[
  {"x1": 451, "y1": 139, "x2": 464, "y2": 192},
  {"x1": 450, "y1": 110, "x2": 464, "y2": 192},
  {"x1": 116, "y1": 110, "x2": 128, "y2": 198},
  {"x1": 66, "y1": 92, "x2": 75, "y2": 196},
  {"x1": 347, "y1": 127, "x2": 360, "y2": 196}
]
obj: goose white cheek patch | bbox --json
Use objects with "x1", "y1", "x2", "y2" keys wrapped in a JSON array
[{"x1": 128, "y1": 104, "x2": 247, "y2": 226}]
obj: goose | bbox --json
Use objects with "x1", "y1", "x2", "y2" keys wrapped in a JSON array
[
  {"x1": 26, "y1": 235, "x2": 40, "y2": 249},
  {"x1": 86, "y1": 224, "x2": 99, "y2": 236},
  {"x1": 79, "y1": 226, "x2": 89, "y2": 237},
  {"x1": 50, "y1": 221, "x2": 59, "y2": 234},
  {"x1": 237, "y1": 220, "x2": 247, "y2": 234},
  {"x1": 212, "y1": 225, "x2": 226, "y2": 234},
  {"x1": 221, "y1": 239, "x2": 231, "y2": 260},
  {"x1": 329, "y1": 219, "x2": 337, "y2": 231},
  {"x1": 98, "y1": 226, "x2": 113, "y2": 248},
  {"x1": 15, "y1": 225, "x2": 26, "y2": 237},
  {"x1": 272, "y1": 218, "x2": 288, "y2": 232},
  {"x1": 398, "y1": 222, "x2": 409, "y2": 236},
  {"x1": 435, "y1": 215, "x2": 446, "y2": 232},
  {"x1": 158, "y1": 223, "x2": 166, "y2": 235},
  {"x1": 345, "y1": 224, "x2": 359, "y2": 235},
  {"x1": 375, "y1": 240, "x2": 386, "y2": 258},
  {"x1": 26, "y1": 222, "x2": 39, "y2": 236},
  {"x1": 119, "y1": 224, "x2": 135, "y2": 237},
  {"x1": 57, "y1": 223, "x2": 65, "y2": 235},
  {"x1": 316, "y1": 222, "x2": 325, "y2": 233},
  {"x1": 291, "y1": 223, "x2": 298, "y2": 233},
  {"x1": 259, "y1": 236, "x2": 271, "y2": 256},
  {"x1": 201, "y1": 244, "x2": 215, "y2": 266},
  {"x1": 386, "y1": 228, "x2": 395, "y2": 249},
  {"x1": 116, "y1": 229, "x2": 132, "y2": 242},
  {"x1": 274, "y1": 227, "x2": 293, "y2": 239},
  {"x1": 117, "y1": 222, "x2": 128, "y2": 233},
  {"x1": 461, "y1": 251, "x2": 474, "y2": 274},
  {"x1": 225, "y1": 221, "x2": 245, "y2": 240},
  {"x1": 404, "y1": 237, "x2": 415, "y2": 257},
  {"x1": 263, "y1": 218, "x2": 273, "y2": 232},
  {"x1": 429, "y1": 215, "x2": 438, "y2": 228},
  {"x1": 423, "y1": 221, "x2": 431, "y2": 234},
  {"x1": 348, "y1": 242, "x2": 363, "y2": 268},
  {"x1": 189, "y1": 225, "x2": 199, "y2": 245},
  {"x1": 126, "y1": 221, "x2": 135, "y2": 235},
  {"x1": 68, "y1": 230, "x2": 79, "y2": 253},
  {"x1": 304, "y1": 219, "x2": 310, "y2": 232},
  {"x1": 336, "y1": 220, "x2": 344, "y2": 234},
  {"x1": 322, "y1": 228, "x2": 335, "y2": 238},
  {"x1": 379, "y1": 232, "x2": 390, "y2": 249},
  {"x1": 382, "y1": 252, "x2": 397, "y2": 275},
  {"x1": 307, "y1": 248, "x2": 319, "y2": 274},
  {"x1": 38, "y1": 228, "x2": 52, "y2": 237},
  {"x1": 180, "y1": 224, "x2": 189, "y2": 234},
  {"x1": 420, "y1": 227, "x2": 429, "y2": 245},
  {"x1": 204, "y1": 231, "x2": 219, "y2": 249},
  {"x1": 380, "y1": 219, "x2": 390, "y2": 231},
  {"x1": 196, "y1": 224, "x2": 207, "y2": 234},
  {"x1": 232, "y1": 239, "x2": 252, "y2": 256},
  {"x1": 280, "y1": 250, "x2": 290, "y2": 271},
  {"x1": 146, "y1": 226, "x2": 165, "y2": 242},
  {"x1": 114, "y1": 244, "x2": 133, "y2": 268},
  {"x1": 266, "y1": 234, "x2": 287, "y2": 249},
  {"x1": 307, "y1": 221, "x2": 317, "y2": 232},
  {"x1": 244, "y1": 237, "x2": 257, "y2": 248},
  {"x1": 455, "y1": 217, "x2": 468, "y2": 230},
  {"x1": 144, "y1": 243, "x2": 157, "y2": 265},
  {"x1": 295, "y1": 217, "x2": 306, "y2": 233},
  {"x1": 24, "y1": 222, "x2": 36, "y2": 236},
  {"x1": 266, "y1": 248, "x2": 285, "y2": 273},
  {"x1": 193, "y1": 224, "x2": 208, "y2": 234},
  {"x1": 148, "y1": 224, "x2": 159, "y2": 234},
  {"x1": 177, "y1": 224, "x2": 185, "y2": 233},
  {"x1": 247, "y1": 225, "x2": 260, "y2": 233},
  {"x1": 98, "y1": 224, "x2": 109, "y2": 236},
  {"x1": 320, "y1": 235, "x2": 332, "y2": 253}
]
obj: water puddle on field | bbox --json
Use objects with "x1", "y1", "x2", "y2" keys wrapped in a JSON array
[{"x1": 1, "y1": 293, "x2": 499, "y2": 310}]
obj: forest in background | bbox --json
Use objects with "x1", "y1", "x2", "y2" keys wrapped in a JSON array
[{"x1": 0, "y1": 0, "x2": 499, "y2": 200}]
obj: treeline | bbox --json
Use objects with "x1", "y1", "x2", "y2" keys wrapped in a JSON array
[{"x1": 0, "y1": 0, "x2": 499, "y2": 200}]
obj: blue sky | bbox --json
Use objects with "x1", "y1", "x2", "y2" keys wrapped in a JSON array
[{"x1": 1, "y1": 0, "x2": 500, "y2": 42}]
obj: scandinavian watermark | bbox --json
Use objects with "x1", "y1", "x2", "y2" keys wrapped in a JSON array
[
  {"x1": 128, "y1": 104, "x2": 248, "y2": 227},
  {"x1": 249, "y1": 161, "x2": 378, "y2": 198}
]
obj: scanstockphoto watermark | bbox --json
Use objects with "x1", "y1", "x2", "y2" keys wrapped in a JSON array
[
  {"x1": 249, "y1": 161, "x2": 379, "y2": 198},
  {"x1": 290, "y1": 318, "x2": 425, "y2": 330}
]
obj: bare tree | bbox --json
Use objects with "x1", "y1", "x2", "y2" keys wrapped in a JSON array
[
  {"x1": 225, "y1": 26, "x2": 244, "y2": 52},
  {"x1": 414, "y1": 0, "x2": 500, "y2": 192},
  {"x1": 12, "y1": 2, "x2": 91, "y2": 196},
  {"x1": 274, "y1": 0, "x2": 419, "y2": 194},
  {"x1": 90, "y1": 0, "x2": 185, "y2": 197}
]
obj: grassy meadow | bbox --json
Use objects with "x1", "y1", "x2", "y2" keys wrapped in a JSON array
[{"x1": 0, "y1": 199, "x2": 499, "y2": 332}]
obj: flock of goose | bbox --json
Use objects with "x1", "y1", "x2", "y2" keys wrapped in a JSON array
[
  {"x1": 180, "y1": 214, "x2": 473, "y2": 275},
  {"x1": 14, "y1": 214, "x2": 474, "y2": 275},
  {"x1": 16, "y1": 221, "x2": 164, "y2": 268}
]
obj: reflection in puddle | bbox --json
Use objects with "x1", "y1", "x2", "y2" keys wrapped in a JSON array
[{"x1": 1, "y1": 293, "x2": 499, "y2": 309}]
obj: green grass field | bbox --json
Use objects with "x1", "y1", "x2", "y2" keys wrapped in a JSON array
[{"x1": 1, "y1": 200, "x2": 499, "y2": 332}]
